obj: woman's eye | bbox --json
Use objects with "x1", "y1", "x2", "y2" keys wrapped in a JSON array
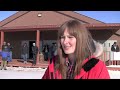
[
  {"x1": 60, "y1": 36, "x2": 65, "y2": 39},
  {"x1": 68, "y1": 36, "x2": 74, "y2": 38}
]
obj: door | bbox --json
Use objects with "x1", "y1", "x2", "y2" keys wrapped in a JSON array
[
  {"x1": 29, "y1": 41, "x2": 35, "y2": 59},
  {"x1": 21, "y1": 41, "x2": 29, "y2": 58}
]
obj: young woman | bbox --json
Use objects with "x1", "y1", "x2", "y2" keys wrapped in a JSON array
[{"x1": 42, "y1": 20, "x2": 110, "y2": 79}]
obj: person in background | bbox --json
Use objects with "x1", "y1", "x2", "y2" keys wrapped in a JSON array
[
  {"x1": 48, "y1": 44, "x2": 53, "y2": 61},
  {"x1": 52, "y1": 43, "x2": 57, "y2": 57},
  {"x1": 7, "y1": 42, "x2": 13, "y2": 62},
  {"x1": 42, "y1": 44, "x2": 49, "y2": 61},
  {"x1": 111, "y1": 42, "x2": 119, "y2": 52},
  {"x1": 32, "y1": 43, "x2": 38, "y2": 66},
  {"x1": 0, "y1": 41, "x2": 9, "y2": 70},
  {"x1": 42, "y1": 20, "x2": 110, "y2": 79},
  {"x1": 21, "y1": 43, "x2": 29, "y2": 64}
]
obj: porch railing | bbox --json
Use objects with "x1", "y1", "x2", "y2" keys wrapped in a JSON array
[{"x1": 98, "y1": 51, "x2": 120, "y2": 66}]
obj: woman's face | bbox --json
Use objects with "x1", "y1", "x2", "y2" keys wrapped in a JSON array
[{"x1": 60, "y1": 29, "x2": 76, "y2": 54}]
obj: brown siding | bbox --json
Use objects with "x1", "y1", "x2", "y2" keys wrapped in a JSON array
[
  {"x1": 3, "y1": 11, "x2": 75, "y2": 27},
  {"x1": 4, "y1": 31, "x2": 36, "y2": 58},
  {"x1": 41, "y1": 30, "x2": 58, "y2": 40}
]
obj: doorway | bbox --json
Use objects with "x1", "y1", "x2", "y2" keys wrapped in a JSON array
[{"x1": 29, "y1": 41, "x2": 35, "y2": 59}]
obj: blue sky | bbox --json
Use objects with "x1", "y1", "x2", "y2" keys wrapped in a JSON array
[
  {"x1": 75, "y1": 11, "x2": 120, "y2": 23},
  {"x1": 0, "y1": 11, "x2": 120, "y2": 23},
  {"x1": 0, "y1": 11, "x2": 17, "y2": 21}
]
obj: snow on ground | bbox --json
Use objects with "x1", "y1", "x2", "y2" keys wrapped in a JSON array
[
  {"x1": 107, "y1": 65, "x2": 120, "y2": 79},
  {"x1": 108, "y1": 70, "x2": 120, "y2": 79},
  {"x1": 0, "y1": 66, "x2": 120, "y2": 79},
  {"x1": 0, "y1": 67, "x2": 47, "y2": 79}
]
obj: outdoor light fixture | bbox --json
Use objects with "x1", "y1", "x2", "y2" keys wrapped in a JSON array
[{"x1": 38, "y1": 13, "x2": 42, "y2": 17}]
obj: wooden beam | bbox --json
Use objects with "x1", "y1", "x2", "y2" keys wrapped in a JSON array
[{"x1": 36, "y1": 30, "x2": 40, "y2": 65}]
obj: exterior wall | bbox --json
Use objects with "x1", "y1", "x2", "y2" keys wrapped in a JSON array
[
  {"x1": 41, "y1": 30, "x2": 58, "y2": 40},
  {"x1": 4, "y1": 31, "x2": 36, "y2": 58},
  {"x1": 4, "y1": 30, "x2": 58, "y2": 59}
]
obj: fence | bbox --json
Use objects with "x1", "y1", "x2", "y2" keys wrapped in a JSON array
[{"x1": 98, "y1": 51, "x2": 120, "y2": 66}]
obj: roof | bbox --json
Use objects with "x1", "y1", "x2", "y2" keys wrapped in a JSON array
[
  {"x1": 1, "y1": 23, "x2": 120, "y2": 32},
  {"x1": 0, "y1": 11, "x2": 120, "y2": 31},
  {"x1": 0, "y1": 11, "x2": 103, "y2": 27},
  {"x1": 55, "y1": 11, "x2": 104, "y2": 24},
  {"x1": 86, "y1": 23, "x2": 120, "y2": 30},
  {"x1": 0, "y1": 11, "x2": 29, "y2": 27},
  {"x1": 0, "y1": 25, "x2": 60, "y2": 31}
]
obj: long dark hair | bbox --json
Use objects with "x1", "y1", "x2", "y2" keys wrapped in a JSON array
[{"x1": 55, "y1": 20, "x2": 96, "y2": 79}]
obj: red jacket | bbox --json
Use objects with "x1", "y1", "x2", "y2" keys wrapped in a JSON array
[{"x1": 42, "y1": 56, "x2": 110, "y2": 79}]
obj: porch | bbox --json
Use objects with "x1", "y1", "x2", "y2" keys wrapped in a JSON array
[
  {"x1": 0, "y1": 58, "x2": 49, "y2": 68},
  {"x1": 98, "y1": 51, "x2": 120, "y2": 71},
  {"x1": 98, "y1": 51, "x2": 120, "y2": 65}
]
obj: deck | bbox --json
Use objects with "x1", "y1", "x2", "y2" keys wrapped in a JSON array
[
  {"x1": 3, "y1": 59, "x2": 49, "y2": 68},
  {"x1": 107, "y1": 66, "x2": 120, "y2": 71}
]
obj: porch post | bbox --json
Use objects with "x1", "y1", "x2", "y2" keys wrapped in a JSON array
[
  {"x1": 36, "y1": 30, "x2": 40, "y2": 64},
  {"x1": 0, "y1": 31, "x2": 4, "y2": 61},
  {"x1": 1, "y1": 31, "x2": 4, "y2": 49}
]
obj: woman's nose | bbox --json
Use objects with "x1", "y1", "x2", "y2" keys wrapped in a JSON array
[{"x1": 63, "y1": 37, "x2": 69, "y2": 44}]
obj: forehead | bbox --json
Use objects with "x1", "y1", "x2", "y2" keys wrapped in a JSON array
[
  {"x1": 59, "y1": 27, "x2": 75, "y2": 38},
  {"x1": 63, "y1": 29, "x2": 75, "y2": 37},
  {"x1": 63, "y1": 29, "x2": 72, "y2": 35},
  {"x1": 64, "y1": 29, "x2": 69, "y2": 34}
]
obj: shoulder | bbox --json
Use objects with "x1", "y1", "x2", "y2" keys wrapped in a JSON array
[
  {"x1": 82, "y1": 56, "x2": 107, "y2": 72},
  {"x1": 82, "y1": 58, "x2": 110, "y2": 79},
  {"x1": 87, "y1": 58, "x2": 107, "y2": 72},
  {"x1": 89, "y1": 59, "x2": 110, "y2": 79},
  {"x1": 82, "y1": 58, "x2": 100, "y2": 72},
  {"x1": 94, "y1": 59, "x2": 105, "y2": 68}
]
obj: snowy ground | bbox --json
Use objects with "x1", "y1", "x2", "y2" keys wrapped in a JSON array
[
  {"x1": 0, "y1": 66, "x2": 120, "y2": 79},
  {"x1": 0, "y1": 67, "x2": 47, "y2": 79},
  {"x1": 108, "y1": 70, "x2": 120, "y2": 79},
  {"x1": 107, "y1": 65, "x2": 120, "y2": 79}
]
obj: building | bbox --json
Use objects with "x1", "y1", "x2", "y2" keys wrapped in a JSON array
[{"x1": 0, "y1": 11, "x2": 120, "y2": 65}]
